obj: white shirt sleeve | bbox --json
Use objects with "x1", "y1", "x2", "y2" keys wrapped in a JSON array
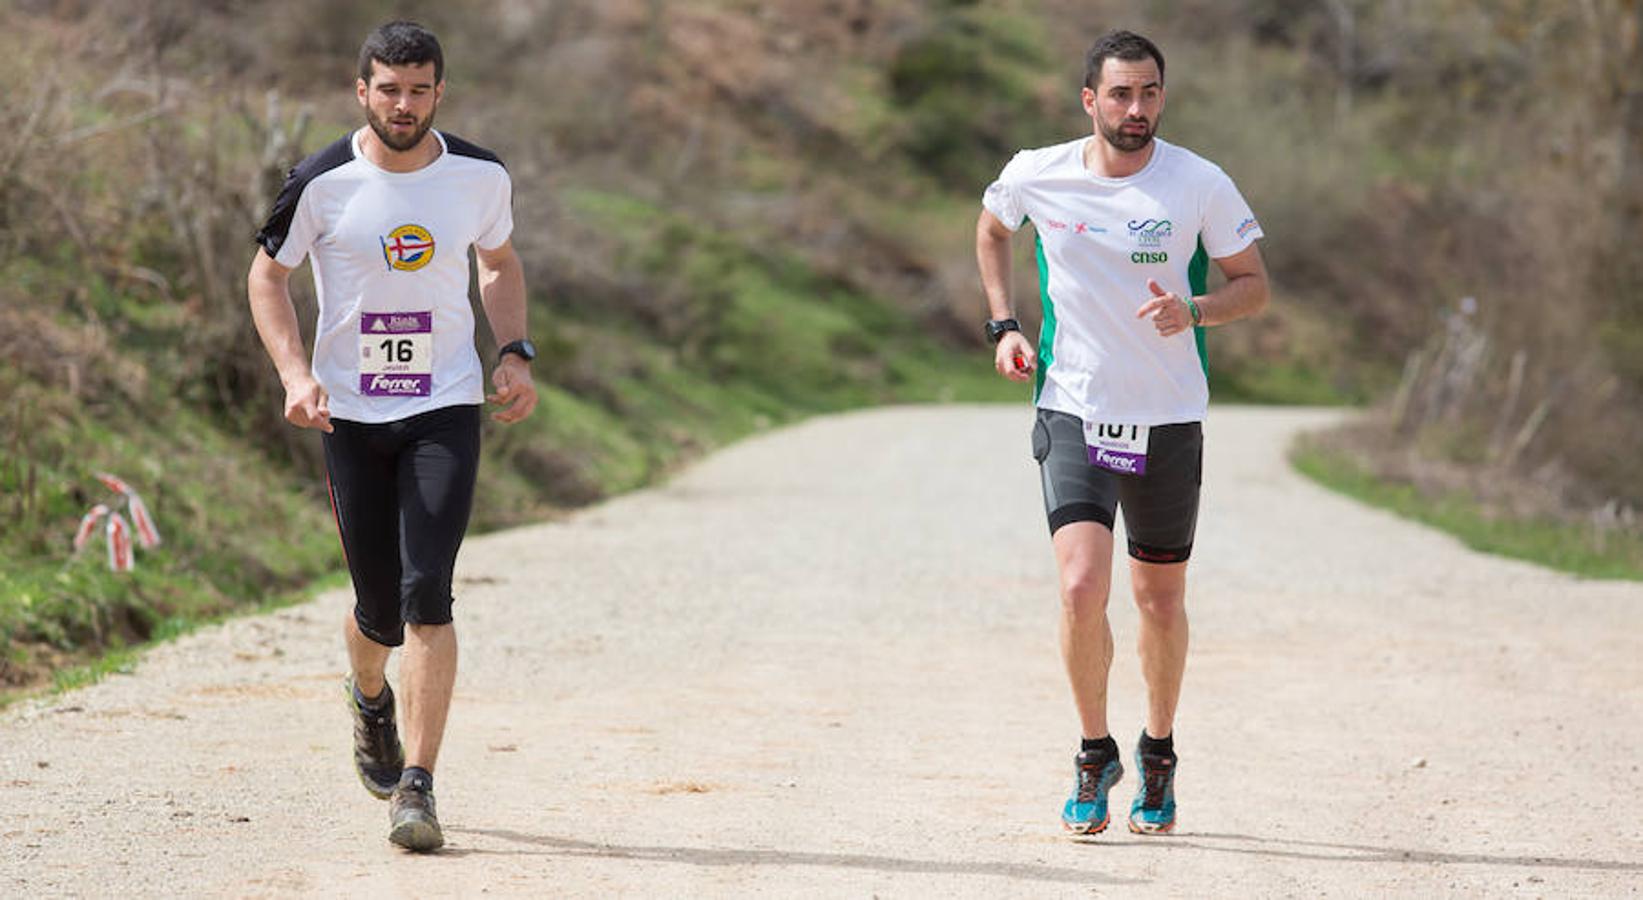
[
  {"x1": 981, "y1": 151, "x2": 1032, "y2": 232},
  {"x1": 475, "y1": 168, "x2": 515, "y2": 251},
  {"x1": 1199, "y1": 169, "x2": 1263, "y2": 259},
  {"x1": 272, "y1": 188, "x2": 322, "y2": 269}
]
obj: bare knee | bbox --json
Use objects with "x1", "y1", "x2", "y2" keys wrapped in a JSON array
[
  {"x1": 404, "y1": 622, "x2": 456, "y2": 645},
  {"x1": 1132, "y1": 584, "x2": 1185, "y2": 627},
  {"x1": 1060, "y1": 567, "x2": 1111, "y2": 623}
]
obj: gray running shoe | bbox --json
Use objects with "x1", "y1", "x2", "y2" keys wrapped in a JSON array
[
  {"x1": 388, "y1": 772, "x2": 444, "y2": 852},
  {"x1": 344, "y1": 677, "x2": 403, "y2": 800}
]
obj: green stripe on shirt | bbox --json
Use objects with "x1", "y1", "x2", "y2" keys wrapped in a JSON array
[
  {"x1": 1189, "y1": 236, "x2": 1209, "y2": 378},
  {"x1": 1033, "y1": 232, "x2": 1058, "y2": 404}
]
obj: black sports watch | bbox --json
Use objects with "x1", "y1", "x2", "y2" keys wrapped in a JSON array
[
  {"x1": 985, "y1": 317, "x2": 1021, "y2": 344},
  {"x1": 498, "y1": 338, "x2": 537, "y2": 362}
]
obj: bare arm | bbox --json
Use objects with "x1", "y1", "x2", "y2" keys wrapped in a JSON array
[
  {"x1": 246, "y1": 249, "x2": 331, "y2": 432},
  {"x1": 1197, "y1": 242, "x2": 1269, "y2": 327},
  {"x1": 976, "y1": 209, "x2": 1036, "y2": 381},
  {"x1": 475, "y1": 239, "x2": 527, "y2": 348},
  {"x1": 474, "y1": 239, "x2": 537, "y2": 424},
  {"x1": 1136, "y1": 242, "x2": 1270, "y2": 337}
]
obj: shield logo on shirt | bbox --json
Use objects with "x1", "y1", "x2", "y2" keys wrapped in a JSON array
[{"x1": 379, "y1": 224, "x2": 436, "y2": 272}]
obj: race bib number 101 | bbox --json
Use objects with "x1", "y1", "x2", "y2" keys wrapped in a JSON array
[
  {"x1": 1085, "y1": 421, "x2": 1151, "y2": 476},
  {"x1": 359, "y1": 312, "x2": 433, "y2": 397}
]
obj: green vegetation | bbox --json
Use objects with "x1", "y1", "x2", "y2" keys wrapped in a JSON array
[
  {"x1": 1, "y1": 0, "x2": 1043, "y2": 694},
  {"x1": 1209, "y1": 361, "x2": 1363, "y2": 407},
  {"x1": 1291, "y1": 439, "x2": 1643, "y2": 582},
  {"x1": 6, "y1": 1, "x2": 1639, "y2": 700}
]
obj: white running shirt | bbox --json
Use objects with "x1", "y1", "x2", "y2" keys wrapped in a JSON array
[
  {"x1": 983, "y1": 137, "x2": 1263, "y2": 425},
  {"x1": 255, "y1": 129, "x2": 513, "y2": 424}
]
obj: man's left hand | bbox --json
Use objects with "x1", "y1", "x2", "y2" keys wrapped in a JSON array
[
  {"x1": 1136, "y1": 278, "x2": 1193, "y2": 338},
  {"x1": 487, "y1": 356, "x2": 538, "y2": 424}
]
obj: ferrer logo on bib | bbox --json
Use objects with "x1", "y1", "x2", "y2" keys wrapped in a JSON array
[{"x1": 379, "y1": 224, "x2": 436, "y2": 272}]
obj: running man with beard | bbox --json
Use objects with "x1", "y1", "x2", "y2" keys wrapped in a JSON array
[
  {"x1": 247, "y1": 20, "x2": 537, "y2": 852},
  {"x1": 975, "y1": 30, "x2": 1269, "y2": 836}
]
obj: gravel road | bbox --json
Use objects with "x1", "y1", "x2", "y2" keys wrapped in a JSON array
[{"x1": 3, "y1": 405, "x2": 1640, "y2": 897}]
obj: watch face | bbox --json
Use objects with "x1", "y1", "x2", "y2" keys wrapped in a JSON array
[{"x1": 517, "y1": 339, "x2": 537, "y2": 360}]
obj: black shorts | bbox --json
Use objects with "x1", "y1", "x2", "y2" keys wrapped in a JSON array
[
  {"x1": 1031, "y1": 408, "x2": 1203, "y2": 563},
  {"x1": 322, "y1": 404, "x2": 481, "y2": 646}
]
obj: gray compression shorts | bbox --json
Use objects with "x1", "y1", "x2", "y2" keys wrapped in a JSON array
[{"x1": 1031, "y1": 408, "x2": 1203, "y2": 563}]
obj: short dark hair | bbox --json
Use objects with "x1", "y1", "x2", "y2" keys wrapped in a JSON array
[
  {"x1": 358, "y1": 21, "x2": 444, "y2": 84},
  {"x1": 1084, "y1": 30, "x2": 1164, "y2": 90}
]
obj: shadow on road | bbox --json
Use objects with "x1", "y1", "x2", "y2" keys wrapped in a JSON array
[
  {"x1": 446, "y1": 827, "x2": 1144, "y2": 886},
  {"x1": 1090, "y1": 832, "x2": 1643, "y2": 873}
]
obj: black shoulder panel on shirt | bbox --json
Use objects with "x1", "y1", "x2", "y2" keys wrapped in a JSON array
[
  {"x1": 253, "y1": 134, "x2": 356, "y2": 258},
  {"x1": 441, "y1": 132, "x2": 506, "y2": 169}
]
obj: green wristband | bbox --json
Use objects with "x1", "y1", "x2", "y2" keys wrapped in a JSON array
[{"x1": 1185, "y1": 297, "x2": 1202, "y2": 326}]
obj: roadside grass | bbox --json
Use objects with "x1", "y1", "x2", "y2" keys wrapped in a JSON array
[
  {"x1": 1210, "y1": 361, "x2": 1361, "y2": 406},
  {"x1": 1291, "y1": 437, "x2": 1643, "y2": 581},
  {"x1": 4, "y1": 571, "x2": 351, "y2": 711},
  {"x1": 0, "y1": 362, "x2": 343, "y2": 704},
  {"x1": 1, "y1": 183, "x2": 1019, "y2": 705}
]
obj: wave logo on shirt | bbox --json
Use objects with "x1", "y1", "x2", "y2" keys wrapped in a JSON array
[
  {"x1": 1236, "y1": 217, "x2": 1261, "y2": 239},
  {"x1": 379, "y1": 224, "x2": 436, "y2": 272},
  {"x1": 1126, "y1": 219, "x2": 1172, "y2": 248}
]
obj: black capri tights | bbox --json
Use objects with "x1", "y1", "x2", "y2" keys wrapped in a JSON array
[{"x1": 322, "y1": 404, "x2": 481, "y2": 647}]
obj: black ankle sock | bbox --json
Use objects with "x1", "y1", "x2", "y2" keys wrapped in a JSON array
[
  {"x1": 1080, "y1": 736, "x2": 1119, "y2": 759},
  {"x1": 400, "y1": 767, "x2": 433, "y2": 792},
  {"x1": 1139, "y1": 730, "x2": 1174, "y2": 756},
  {"x1": 354, "y1": 681, "x2": 390, "y2": 710}
]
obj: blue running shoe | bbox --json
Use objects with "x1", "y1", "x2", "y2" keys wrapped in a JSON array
[
  {"x1": 1128, "y1": 743, "x2": 1178, "y2": 834},
  {"x1": 1062, "y1": 749, "x2": 1124, "y2": 834}
]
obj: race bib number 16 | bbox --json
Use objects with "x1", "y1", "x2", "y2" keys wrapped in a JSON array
[
  {"x1": 359, "y1": 312, "x2": 433, "y2": 397},
  {"x1": 1085, "y1": 421, "x2": 1150, "y2": 476}
]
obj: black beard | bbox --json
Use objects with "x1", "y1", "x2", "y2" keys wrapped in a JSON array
[
  {"x1": 1099, "y1": 116, "x2": 1156, "y2": 153},
  {"x1": 366, "y1": 107, "x2": 435, "y2": 152}
]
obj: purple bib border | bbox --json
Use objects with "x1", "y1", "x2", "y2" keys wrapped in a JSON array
[{"x1": 360, "y1": 311, "x2": 433, "y2": 335}]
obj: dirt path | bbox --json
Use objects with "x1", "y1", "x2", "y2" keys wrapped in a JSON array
[{"x1": 3, "y1": 405, "x2": 1639, "y2": 897}]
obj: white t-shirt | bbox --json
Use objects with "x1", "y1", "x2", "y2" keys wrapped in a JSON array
[
  {"x1": 983, "y1": 137, "x2": 1263, "y2": 425},
  {"x1": 255, "y1": 129, "x2": 513, "y2": 424}
]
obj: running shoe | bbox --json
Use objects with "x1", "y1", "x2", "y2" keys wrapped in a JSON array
[
  {"x1": 345, "y1": 676, "x2": 404, "y2": 800},
  {"x1": 1127, "y1": 741, "x2": 1178, "y2": 834},
  {"x1": 388, "y1": 771, "x2": 444, "y2": 851},
  {"x1": 1061, "y1": 749, "x2": 1124, "y2": 834}
]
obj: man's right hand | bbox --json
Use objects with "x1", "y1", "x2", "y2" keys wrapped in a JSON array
[
  {"x1": 994, "y1": 331, "x2": 1036, "y2": 382},
  {"x1": 283, "y1": 374, "x2": 333, "y2": 433}
]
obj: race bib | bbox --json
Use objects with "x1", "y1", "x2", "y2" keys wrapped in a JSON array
[
  {"x1": 359, "y1": 312, "x2": 432, "y2": 397},
  {"x1": 1085, "y1": 421, "x2": 1151, "y2": 475}
]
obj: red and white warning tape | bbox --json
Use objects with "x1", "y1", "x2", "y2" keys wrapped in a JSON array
[
  {"x1": 76, "y1": 473, "x2": 162, "y2": 571},
  {"x1": 127, "y1": 492, "x2": 161, "y2": 549},
  {"x1": 73, "y1": 504, "x2": 110, "y2": 552},
  {"x1": 107, "y1": 511, "x2": 134, "y2": 573}
]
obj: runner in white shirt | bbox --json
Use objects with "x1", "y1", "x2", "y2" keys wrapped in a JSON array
[
  {"x1": 246, "y1": 20, "x2": 538, "y2": 853},
  {"x1": 975, "y1": 30, "x2": 1269, "y2": 837}
]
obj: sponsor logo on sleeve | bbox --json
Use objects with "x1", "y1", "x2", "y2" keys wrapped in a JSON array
[{"x1": 1236, "y1": 217, "x2": 1260, "y2": 239}]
